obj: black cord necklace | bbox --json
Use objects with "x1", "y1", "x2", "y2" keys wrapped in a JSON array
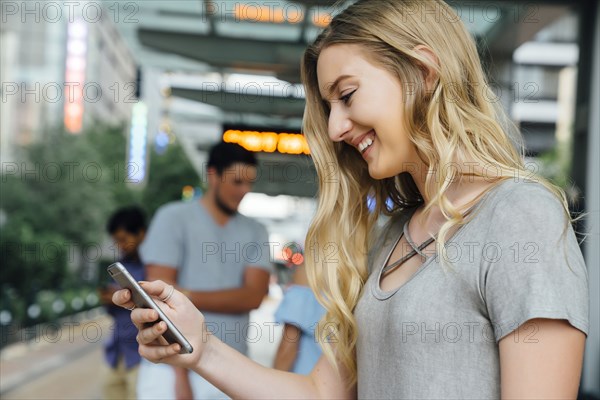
[
  {"x1": 381, "y1": 220, "x2": 435, "y2": 277},
  {"x1": 381, "y1": 202, "x2": 479, "y2": 277}
]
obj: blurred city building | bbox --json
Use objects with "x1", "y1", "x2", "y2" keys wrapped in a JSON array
[
  {"x1": 0, "y1": 0, "x2": 137, "y2": 163},
  {"x1": 512, "y1": 14, "x2": 579, "y2": 154}
]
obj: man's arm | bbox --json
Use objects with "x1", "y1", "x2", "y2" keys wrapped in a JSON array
[
  {"x1": 499, "y1": 318, "x2": 586, "y2": 399},
  {"x1": 98, "y1": 286, "x2": 117, "y2": 305},
  {"x1": 145, "y1": 265, "x2": 270, "y2": 313},
  {"x1": 145, "y1": 264, "x2": 178, "y2": 286}
]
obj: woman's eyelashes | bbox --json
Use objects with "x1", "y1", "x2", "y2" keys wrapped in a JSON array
[{"x1": 339, "y1": 89, "x2": 357, "y2": 105}]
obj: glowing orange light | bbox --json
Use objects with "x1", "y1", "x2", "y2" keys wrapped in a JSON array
[
  {"x1": 282, "y1": 247, "x2": 293, "y2": 260},
  {"x1": 182, "y1": 185, "x2": 195, "y2": 200},
  {"x1": 234, "y1": 4, "x2": 329, "y2": 26},
  {"x1": 65, "y1": 71, "x2": 85, "y2": 83},
  {"x1": 64, "y1": 19, "x2": 87, "y2": 134},
  {"x1": 262, "y1": 132, "x2": 278, "y2": 152},
  {"x1": 312, "y1": 13, "x2": 332, "y2": 27},
  {"x1": 223, "y1": 130, "x2": 309, "y2": 155},
  {"x1": 65, "y1": 117, "x2": 82, "y2": 133},
  {"x1": 66, "y1": 103, "x2": 83, "y2": 117},
  {"x1": 302, "y1": 138, "x2": 311, "y2": 154},
  {"x1": 291, "y1": 253, "x2": 304, "y2": 265}
]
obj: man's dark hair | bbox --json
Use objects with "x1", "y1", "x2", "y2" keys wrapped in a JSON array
[
  {"x1": 107, "y1": 206, "x2": 147, "y2": 235},
  {"x1": 207, "y1": 142, "x2": 257, "y2": 175}
]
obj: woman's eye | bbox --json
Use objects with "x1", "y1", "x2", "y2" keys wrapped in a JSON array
[{"x1": 339, "y1": 89, "x2": 357, "y2": 105}]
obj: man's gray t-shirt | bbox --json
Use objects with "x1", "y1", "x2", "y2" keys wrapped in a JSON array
[
  {"x1": 140, "y1": 200, "x2": 273, "y2": 355},
  {"x1": 354, "y1": 179, "x2": 589, "y2": 399}
]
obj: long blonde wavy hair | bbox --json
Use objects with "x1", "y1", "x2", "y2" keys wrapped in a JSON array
[{"x1": 300, "y1": 0, "x2": 572, "y2": 386}]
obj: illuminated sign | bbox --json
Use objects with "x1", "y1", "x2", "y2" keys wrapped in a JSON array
[
  {"x1": 233, "y1": 4, "x2": 331, "y2": 27},
  {"x1": 223, "y1": 129, "x2": 310, "y2": 155},
  {"x1": 64, "y1": 19, "x2": 87, "y2": 134},
  {"x1": 128, "y1": 102, "x2": 148, "y2": 184}
]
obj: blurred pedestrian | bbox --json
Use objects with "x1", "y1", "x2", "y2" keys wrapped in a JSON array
[
  {"x1": 273, "y1": 256, "x2": 325, "y2": 375},
  {"x1": 137, "y1": 142, "x2": 272, "y2": 400},
  {"x1": 99, "y1": 206, "x2": 146, "y2": 400}
]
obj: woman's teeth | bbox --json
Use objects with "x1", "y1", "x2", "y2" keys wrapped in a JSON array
[{"x1": 359, "y1": 137, "x2": 373, "y2": 153}]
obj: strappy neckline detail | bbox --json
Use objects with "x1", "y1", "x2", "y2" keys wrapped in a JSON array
[{"x1": 371, "y1": 179, "x2": 511, "y2": 300}]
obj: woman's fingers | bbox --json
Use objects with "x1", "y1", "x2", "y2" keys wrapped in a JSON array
[
  {"x1": 110, "y1": 280, "x2": 200, "y2": 367},
  {"x1": 135, "y1": 318, "x2": 182, "y2": 363},
  {"x1": 136, "y1": 320, "x2": 167, "y2": 345},
  {"x1": 140, "y1": 280, "x2": 183, "y2": 307},
  {"x1": 112, "y1": 288, "x2": 135, "y2": 310},
  {"x1": 138, "y1": 280, "x2": 169, "y2": 298},
  {"x1": 131, "y1": 308, "x2": 159, "y2": 330},
  {"x1": 112, "y1": 281, "x2": 185, "y2": 312},
  {"x1": 139, "y1": 342, "x2": 181, "y2": 363}
]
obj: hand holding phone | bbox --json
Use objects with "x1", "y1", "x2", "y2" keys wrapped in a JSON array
[{"x1": 107, "y1": 262, "x2": 193, "y2": 354}]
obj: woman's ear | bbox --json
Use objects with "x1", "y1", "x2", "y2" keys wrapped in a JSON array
[{"x1": 413, "y1": 45, "x2": 440, "y2": 93}]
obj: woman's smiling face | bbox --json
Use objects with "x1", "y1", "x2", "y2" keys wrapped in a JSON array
[{"x1": 317, "y1": 43, "x2": 420, "y2": 180}]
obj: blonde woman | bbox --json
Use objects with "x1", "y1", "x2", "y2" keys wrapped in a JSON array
[{"x1": 114, "y1": 0, "x2": 589, "y2": 398}]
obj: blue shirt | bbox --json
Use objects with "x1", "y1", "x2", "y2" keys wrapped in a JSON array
[
  {"x1": 274, "y1": 285, "x2": 326, "y2": 374},
  {"x1": 139, "y1": 200, "x2": 273, "y2": 355},
  {"x1": 104, "y1": 258, "x2": 145, "y2": 369}
]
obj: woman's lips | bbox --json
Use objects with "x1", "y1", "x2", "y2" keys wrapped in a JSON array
[{"x1": 361, "y1": 135, "x2": 375, "y2": 159}]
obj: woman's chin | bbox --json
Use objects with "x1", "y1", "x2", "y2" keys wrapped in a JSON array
[{"x1": 367, "y1": 163, "x2": 394, "y2": 180}]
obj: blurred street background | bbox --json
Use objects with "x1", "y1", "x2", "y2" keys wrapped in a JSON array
[{"x1": 1, "y1": 0, "x2": 599, "y2": 398}]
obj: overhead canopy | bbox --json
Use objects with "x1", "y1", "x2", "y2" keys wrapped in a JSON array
[
  {"x1": 171, "y1": 87, "x2": 306, "y2": 118},
  {"x1": 139, "y1": 29, "x2": 306, "y2": 83},
  {"x1": 112, "y1": 0, "x2": 574, "y2": 197},
  {"x1": 135, "y1": 0, "x2": 571, "y2": 123}
]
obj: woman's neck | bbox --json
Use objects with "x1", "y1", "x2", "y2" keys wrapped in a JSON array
[{"x1": 410, "y1": 171, "x2": 496, "y2": 229}]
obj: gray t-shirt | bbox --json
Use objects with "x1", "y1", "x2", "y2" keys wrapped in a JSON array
[
  {"x1": 140, "y1": 200, "x2": 273, "y2": 354},
  {"x1": 354, "y1": 179, "x2": 589, "y2": 399}
]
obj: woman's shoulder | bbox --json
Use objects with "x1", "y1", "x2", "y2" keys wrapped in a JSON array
[
  {"x1": 476, "y1": 178, "x2": 573, "y2": 249},
  {"x1": 492, "y1": 178, "x2": 562, "y2": 202},
  {"x1": 482, "y1": 178, "x2": 568, "y2": 224}
]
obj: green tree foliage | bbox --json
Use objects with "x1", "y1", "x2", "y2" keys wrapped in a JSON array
[
  {"x1": 23, "y1": 129, "x2": 115, "y2": 244},
  {"x1": 142, "y1": 140, "x2": 200, "y2": 217},
  {"x1": 0, "y1": 124, "x2": 199, "y2": 330},
  {"x1": 84, "y1": 123, "x2": 143, "y2": 208}
]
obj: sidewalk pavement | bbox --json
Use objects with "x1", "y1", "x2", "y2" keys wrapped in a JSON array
[{"x1": 0, "y1": 290, "x2": 283, "y2": 399}]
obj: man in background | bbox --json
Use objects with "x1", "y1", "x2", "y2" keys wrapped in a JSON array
[
  {"x1": 99, "y1": 206, "x2": 146, "y2": 400},
  {"x1": 138, "y1": 142, "x2": 272, "y2": 399}
]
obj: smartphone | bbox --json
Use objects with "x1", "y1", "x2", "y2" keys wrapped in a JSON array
[{"x1": 107, "y1": 262, "x2": 193, "y2": 354}]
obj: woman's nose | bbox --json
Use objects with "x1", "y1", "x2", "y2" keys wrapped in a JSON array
[{"x1": 328, "y1": 107, "x2": 353, "y2": 142}]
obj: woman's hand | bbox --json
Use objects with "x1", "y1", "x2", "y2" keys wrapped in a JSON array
[{"x1": 112, "y1": 280, "x2": 207, "y2": 370}]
